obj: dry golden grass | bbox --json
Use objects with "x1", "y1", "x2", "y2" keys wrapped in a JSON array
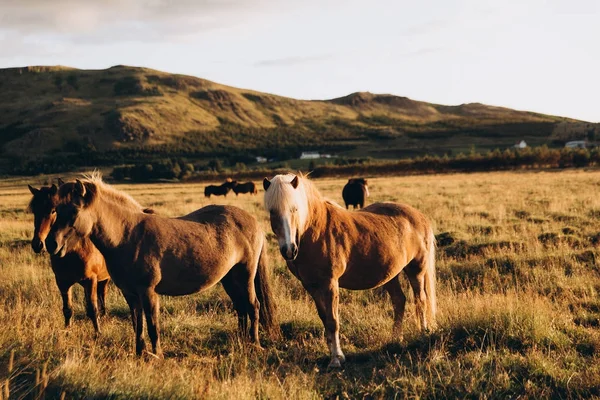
[{"x1": 1, "y1": 170, "x2": 600, "y2": 398}]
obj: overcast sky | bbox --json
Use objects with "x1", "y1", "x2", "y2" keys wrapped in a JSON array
[{"x1": 1, "y1": 0, "x2": 598, "y2": 121}]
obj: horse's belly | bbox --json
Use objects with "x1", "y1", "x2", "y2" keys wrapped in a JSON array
[
  {"x1": 154, "y1": 263, "x2": 229, "y2": 296},
  {"x1": 338, "y1": 253, "x2": 409, "y2": 290},
  {"x1": 154, "y1": 279, "x2": 214, "y2": 296}
]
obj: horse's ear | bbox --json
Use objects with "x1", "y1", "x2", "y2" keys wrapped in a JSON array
[
  {"x1": 28, "y1": 185, "x2": 39, "y2": 195},
  {"x1": 74, "y1": 179, "x2": 86, "y2": 198},
  {"x1": 263, "y1": 178, "x2": 271, "y2": 191},
  {"x1": 290, "y1": 176, "x2": 299, "y2": 189},
  {"x1": 50, "y1": 184, "x2": 58, "y2": 194},
  {"x1": 57, "y1": 177, "x2": 65, "y2": 186}
]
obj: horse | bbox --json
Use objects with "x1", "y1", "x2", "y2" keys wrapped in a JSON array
[
  {"x1": 204, "y1": 182, "x2": 232, "y2": 198},
  {"x1": 46, "y1": 173, "x2": 279, "y2": 358},
  {"x1": 263, "y1": 174, "x2": 436, "y2": 368},
  {"x1": 28, "y1": 180, "x2": 110, "y2": 333},
  {"x1": 232, "y1": 181, "x2": 258, "y2": 196},
  {"x1": 342, "y1": 178, "x2": 370, "y2": 209}
]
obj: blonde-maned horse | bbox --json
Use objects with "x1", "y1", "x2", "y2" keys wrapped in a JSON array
[
  {"x1": 263, "y1": 174, "x2": 437, "y2": 368},
  {"x1": 46, "y1": 173, "x2": 279, "y2": 357}
]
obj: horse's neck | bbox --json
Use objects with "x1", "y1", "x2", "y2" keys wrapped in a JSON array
[
  {"x1": 303, "y1": 196, "x2": 330, "y2": 241},
  {"x1": 89, "y1": 194, "x2": 142, "y2": 253}
]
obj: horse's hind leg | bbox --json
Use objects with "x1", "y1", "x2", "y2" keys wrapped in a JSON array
[
  {"x1": 222, "y1": 265, "x2": 260, "y2": 345},
  {"x1": 82, "y1": 277, "x2": 101, "y2": 334},
  {"x1": 405, "y1": 259, "x2": 430, "y2": 331},
  {"x1": 57, "y1": 281, "x2": 73, "y2": 328},
  {"x1": 124, "y1": 292, "x2": 146, "y2": 356},
  {"x1": 383, "y1": 274, "x2": 407, "y2": 341},
  {"x1": 305, "y1": 279, "x2": 345, "y2": 369},
  {"x1": 97, "y1": 279, "x2": 109, "y2": 317}
]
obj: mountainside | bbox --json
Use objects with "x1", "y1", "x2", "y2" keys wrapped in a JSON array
[{"x1": 0, "y1": 65, "x2": 596, "y2": 168}]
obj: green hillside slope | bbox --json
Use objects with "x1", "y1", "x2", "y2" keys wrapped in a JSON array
[{"x1": 0, "y1": 65, "x2": 596, "y2": 171}]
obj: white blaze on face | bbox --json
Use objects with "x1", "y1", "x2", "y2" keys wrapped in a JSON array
[{"x1": 264, "y1": 174, "x2": 308, "y2": 260}]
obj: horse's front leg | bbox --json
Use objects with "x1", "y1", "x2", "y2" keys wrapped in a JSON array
[
  {"x1": 307, "y1": 279, "x2": 345, "y2": 369},
  {"x1": 97, "y1": 279, "x2": 109, "y2": 317},
  {"x1": 124, "y1": 292, "x2": 146, "y2": 356},
  {"x1": 141, "y1": 288, "x2": 163, "y2": 359},
  {"x1": 57, "y1": 281, "x2": 74, "y2": 328},
  {"x1": 82, "y1": 277, "x2": 101, "y2": 334}
]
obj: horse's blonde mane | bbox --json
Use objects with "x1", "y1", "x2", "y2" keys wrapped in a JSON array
[
  {"x1": 80, "y1": 171, "x2": 145, "y2": 211},
  {"x1": 264, "y1": 173, "x2": 325, "y2": 232}
]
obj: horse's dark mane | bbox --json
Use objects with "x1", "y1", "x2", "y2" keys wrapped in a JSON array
[{"x1": 27, "y1": 186, "x2": 57, "y2": 213}]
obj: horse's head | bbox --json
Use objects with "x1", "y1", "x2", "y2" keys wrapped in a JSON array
[
  {"x1": 46, "y1": 179, "x2": 96, "y2": 257},
  {"x1": 263, "y1": 174, "x2": 309, "y2": 261},
  {"x1": 27, "y1": 181, "x2": 62, "y2": 253}
]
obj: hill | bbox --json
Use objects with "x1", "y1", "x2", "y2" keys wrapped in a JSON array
[{"x1": 0, "y1": 65, "x2": 597, "y2": 171}]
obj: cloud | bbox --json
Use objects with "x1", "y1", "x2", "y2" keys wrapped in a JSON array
[
  {"x1": 254, "y1": 54, "x2": 333, "y2": 67},
  {"x1": 0, "y1": 0, "x2": 296, "y2": 43},
  {"x1": 402, "y1": 19, "x2": 448, "y2": 36}
]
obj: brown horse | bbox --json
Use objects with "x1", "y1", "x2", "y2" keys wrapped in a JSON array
[
  {"x1": 263, "y1": 174, "x2": 436, "y2": 368},
  {"x1": 28, "y1": 181, "x2": 110, "y2": 333},
  {"x1": 342, "y1": 178, "x2": 370, "y2": 209},
  {"x1": 204, "y1": 183, "x2": 231, "y2": 198},
  {"x1": 232, "y1": 181, "x2": 258, "y2": 196},
  {"x1": 46, "y1": 173, "x2": 279, "y2": 357}
]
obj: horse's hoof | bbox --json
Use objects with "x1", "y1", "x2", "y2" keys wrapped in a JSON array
[
  {"x1": 327, "y1": 358, "x2": 343, "y2": 370},
  {"x1": 251, "y1": 343, "x2": 265, "y2": 351}
]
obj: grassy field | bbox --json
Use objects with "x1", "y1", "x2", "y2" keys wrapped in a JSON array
[{"x1": 1, "y1": 170, "x2": 600, "y2": 399}]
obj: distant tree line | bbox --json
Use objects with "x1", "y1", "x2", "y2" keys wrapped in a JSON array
[
  {"x1": 309, "y1": 146, "x2": 600, "y2": 177},
  {"x1": 7, "y1": 145, "x2": 600, "y2": 179}
]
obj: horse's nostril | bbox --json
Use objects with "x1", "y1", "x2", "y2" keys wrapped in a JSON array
[
  {"x1": 31, "y1": 238, "x2": 44, "y2": 253},
  {"x1": 45, "y1": 238, "x2": 57, "y2": 254}
]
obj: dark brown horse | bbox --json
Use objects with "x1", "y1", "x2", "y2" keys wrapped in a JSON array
[
  {"x1": 342, "y1": 178, "x2": 369, "y2": 209},
  {"x1": 264, "y1": 174, "x2": 436, "y2": 368},
  {"x1": 232, "y1": 181, "x2": 258, "y2": 196},
  {"x1": 28, "y1": 181, "x2": 110, "y2": 333},
  {"x1": 204, "y1": 183, "x2": 232, "y2": 198},
  {"x1": 46, "y1": 173, "x2": 279, "y2": 358}
]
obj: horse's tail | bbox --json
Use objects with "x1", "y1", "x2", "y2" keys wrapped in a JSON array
[
  {"x1": 255, "y1": 237, "x2": 281, "y2": 339},
  {"x1": 424, "y1": 226, "x2": 437, "y2": 329}
]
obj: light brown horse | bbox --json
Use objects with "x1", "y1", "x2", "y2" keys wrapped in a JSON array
[
  {"x1": 263, "y1": 174, "x2": 437, "y2": 368},
  {"x1": 28, "y1": 181, "x2": 110, "y2": 333},
  {"x1": 46, "y1": 173, "x2": 279, "y2": 357}
]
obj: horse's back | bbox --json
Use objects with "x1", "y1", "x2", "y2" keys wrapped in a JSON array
[
  {"x1": 180, "y1": 204, "x2": 259, "y2": 230},
  {"x1": 360, "y1": 202, "x2": 431, "y2": 232}
]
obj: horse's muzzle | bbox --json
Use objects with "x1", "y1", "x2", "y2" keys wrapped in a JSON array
[
  {"x1": 31, "y1": 237, "x2": 44, "y2": 253},
  {"x1": 280, "y1": 243, "x2": 298, "y2": 261},
  {"x1": 45, "y1": 237, "x2": 59, "y2": 255}
]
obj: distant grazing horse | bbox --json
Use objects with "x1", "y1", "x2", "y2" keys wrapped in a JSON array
[
  {"x1": 263, "y1": 174, "x2": 436, "y2": 368},
  {"x1": 232, "y1": 181, "x2": 258, "y2": 196},
  {"x1": 342, "y1": 178, "x2": 370, "y2": 209},
  {"x1": 204, "y1": 182, "x2": 232, "y2": 198},
  {"x1": 46, "y1": 173, "x2": 279, "y2": 357},
  {"x1": 28, "y1": 180, "x2": 110, "y2": 333}
]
